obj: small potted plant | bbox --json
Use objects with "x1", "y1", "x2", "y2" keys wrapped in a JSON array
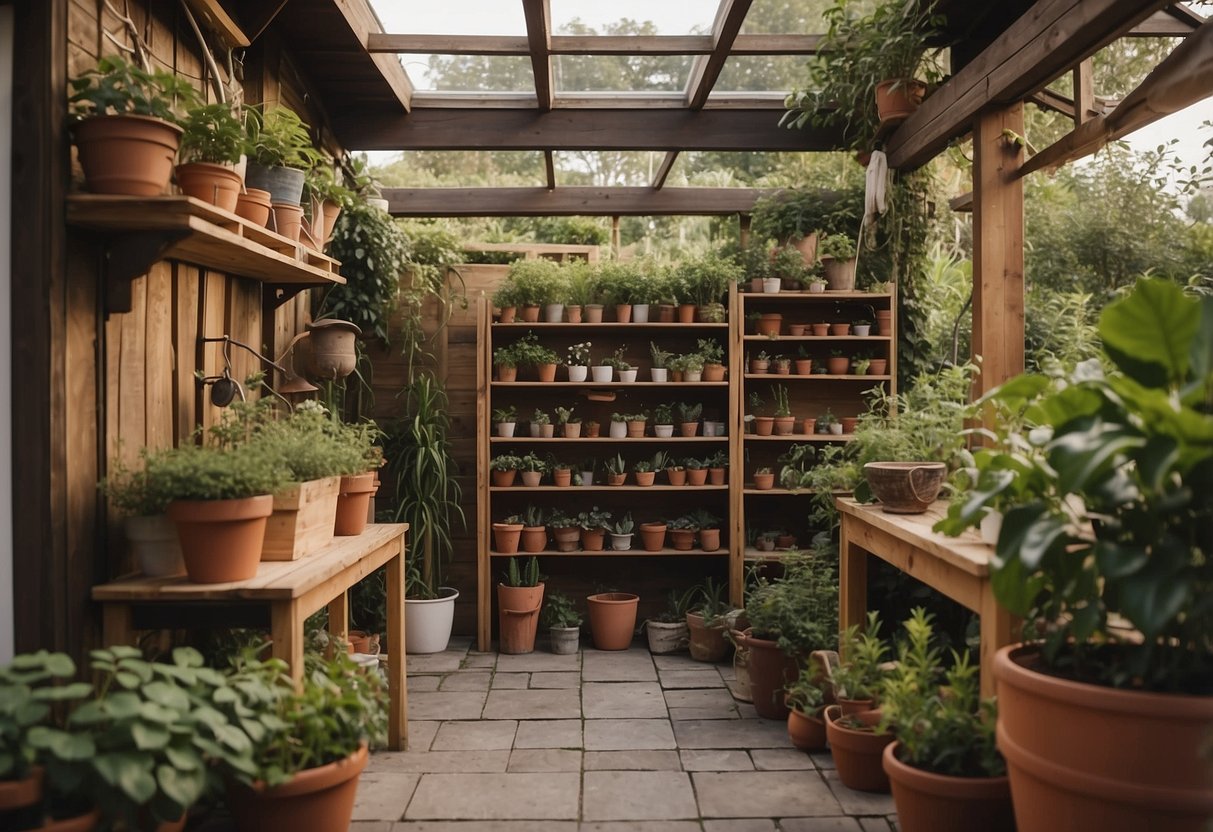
[
  {"x1": 638, "y1": 518, "x2": 668, "y2": 551},
  {"x1": 529, "y1": 408, "x2": 552, "y2": 438},
  {"x1": 677, "y1": 402, "x2": 702, "y2": 437},
  {"x1": 577, "y1": 507, "x2": 611, "y2": 552},
  {"x1": 519, "y1": 505, "x2": 547, "y2": 554},
  {"x1": 626, "y1": 411, "x2": 648, "y2": 438},
  {"x1": 826, "y1": 613, "x2": 894, "y2": 793},
  {"x1": 244, "y1": 106, "x2": 323, "y2": 230},
  {"x1": 518, "y1": 453, "x2": 547, "y2": 487},
  {"x1": 829, "y1": 321, "x2": 852, "y2": 336},
  {"x1": 490, "y1": 454, "x2": 521, "y2": 488},
  {"x1": 686, "y1": 577, "x2": 734, "y2": 662},
  {"x1": 706, "y1": 451, "x2": 728, "y2": 486},
  {"x1": 645, "y1": 588, "x2": 694, "y2": 654},
  {"x1": 609, "y1": 513, "x2": 635, "y2": 551},
  {"x1": 684, "y1": 457, "x2": 709, "y2": 486},
  {"x1": 555, "y1": 406, "x2": 581, "y2": 439},
  {"x1": 579, "y1": 458, "x2": 597, "y2": 486},
  {"x1": 494, "y1": 344, "x2": 519, "y2": 382},
  {"x1": 668, "y1": 515, "x2": 697, "y2": 550},
  {"x1": 608, "y1": 412, "x2": 628, "y2": 439},
  {"x1": 177, "y1": 102, "x2": 247, "y2": 211},
  {"x1": 826, "y1": 350, "x2": 850, "y2": 375},
  {"x1": 606, "y1": 347, "x2": 636, "y2": 383},
  {"x1": 650, "y1": 342, "x2": 673, "y2": 383},
  {"x1": 584, "y1": 419, "x2": 601, "y2": 439},
  {"x1": 853, "y1": 357, "x2": 873, "y2": 376},
  {"x1": 750, "y1": 351, "x2": 772, "y2": 374},
  {"x1": 785, "y1": 661, "x2": 829, "y2": 752},
  {"x1": 652, "y1": 403, "x2": 676, "y2": 438},
  {"x1": 698, "y1": 339, "x2": 727, "y2": 382},
  {"x1": 590, "y1": 352, "x2": 614, "y2": 383},
  {"x1": 604, "y1": 453, "x2": 627, "y2": 486},
  {"x1": 566, "y1": 341, "x2": 592, "y2": 382},
  {"x1": 762, "y1": 273, "x2": 783, "y2": 294},
  {"x1": 633, "y1": 459, "x2": 656, "y2": 487},
  {"x1": 100, "y1": 450, "x2": 184, "y2": 577},
  {"x1": 493, "y1": 283, "x2": 521, "y2": 323},
  {"x1": 808, "y1": 276, "x2": 827, "y2": 294},
  {"x1": 497, "y1": 557, "x2": 545, "y2": 654},
  {"x1": 690, "y1": 508, "x2": 722, "y2": 551},
  {"x1": 543, "y1": 591, "x2": 583, "y2": 655},
  {"x1": 663, "y1": 454, "x2": 687, "y2": 487},
  {"x1": 548, "y1": 509, "x2": 580, "y2": 551},
  {"x1": 819, "y1": 234, "x2": 858, "y2": 291},
  {"x1": 794, "y1": 345, "x2": 814, "y2": 375},
  {"x1": 551, "y1": 461, "x2": 573, "y2": 488},
  {"x1": 682, "y1": 353, "x2": 705, "y2": 383},
  {"x1": 494, "y1": 406, "x2": 518, "y2": 437},
  {"x1": 773, "y1": 355, "x2": 792, "y2": 375},
  {"x1": 810, "y1": 322, "x2": 831, "y2": 336},
  {"x1": 752, "y1": 466, "x2": 776, "y2": 490},
  {"x1": 853, "y1": 319, "x2": 872, "y2": 337},
  {"x1": 492, "y1": 514, "x2": 524, "y2": 554}
]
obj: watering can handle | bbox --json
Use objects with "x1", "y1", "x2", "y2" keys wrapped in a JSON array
[
  {"x1": 502, "y1": 604, "x2": 542, "y2": 616},
  {"x1": 907, "y1": 466, "x2": 934, "y2": 504}
]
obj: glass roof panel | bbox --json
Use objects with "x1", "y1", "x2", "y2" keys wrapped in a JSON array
[
  {"x1": 368, "y1": 1, "x2": 526, "y2": 35},
  {"x1": 373, "y1": 151, "x2": 548, "y2": 188},
  {"x1": 712, "y1": 55, "x2": 809, "y2": 93},
  {"x1": 554, "y1": 55, "x2": 692, "y2": 93},
  {"x1": 551, "y1": 1, "x2": 719, "y2": 36},
  {"x1": 402, "y1": 54, "x2": 536, "y2": 93},
  {"x1": 553, "y1": 151, "x2": 667, "y2": 187},
  {"x1": 741, "y1": 0, "x2": 834, "y2": 34}
]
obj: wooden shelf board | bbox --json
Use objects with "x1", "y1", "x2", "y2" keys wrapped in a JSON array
[
  {"x1": 492, "y1": 381, "x2": 729, "y2": 388},
  {"x1": 66, "y1": 195, "x2": 345, "y2": 286},
  {"x1": 743, "y1": 547, "x2": 799, "y2": 561},
  {"x1": 490, "y1": 485, "x2": 729, "y2": 492},
  {"x1": 491, "y1": 436, "x2": 729, "y2": 443},
  {"x1": 744, "y1": 434, "x2": 854, "y2": 442},
  {"x1": 743, "y1": 487, "x2": 813, "y2": 495},
  {"x1": 743, "y1": 374, "x2": 891, "y2": 381},
  {"x1": 489, "y1": 547, "x2": 729, "y2": 557},
  {"x1": 739, "y1": 292, "x2": 892, "y2": 300},
  {"x1": 494, "y1": 322, "x2": 728, "y2": 329},
  {"x1": 742, "y1": 335, "x2": 891, "y2": 342}
]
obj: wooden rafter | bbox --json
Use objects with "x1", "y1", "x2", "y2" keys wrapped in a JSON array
[
  {"x1": 730, "y1": 34, "x2": 821, "y2": 55},
  {"x1": 885, "y1": 0, "x2": 1171, "y2": 170},
  {"x1": 1129, "y1": 5, "x2": 1205, "y2": 36},
  {"x1": 544, "y1": 151, "x2": 556, "y2": 190},
  {"x1": 652, "y1": 152, "x2": 679, "y2": 190},
  {"x1": 522, "y1": 0, "x2": 554, "y2": 111},
  {"x1": 381, "y1": 187, "x2": 770, "y2": 216},
  {"x1": 366, "y1": 34, "x2": 530, "y2": 55},
  {"x1": 326, "y1": 0, "x2": 413, "y2": 112},
  {"x1": 686, "y1": 0, "x2": 754, "y2": 110},
  {"x1": 333, "y1": 108, "x2": 843, "y2": 152}
]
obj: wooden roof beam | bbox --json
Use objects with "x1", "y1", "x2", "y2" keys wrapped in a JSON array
[
  {"x1": 326, "y1": 0, "x2": 413, "y2": 112},
  {"x1": 334, "y1": 108, "x2": 844, "y2": 152},
  {"x1": 885, "y1": 0, "x2": 1171, "y2": 170},
  {"x1": 652, "y1": 152, "x2": 679, "y2": 190},
  {"x1": 522, "y1": 0, "x2": 554, "y2": 112},
  {"x1": 366, "y1": 34, "x2": 530, "y2": 55},
  {"x1": 1128, "y1": 5, "x2": 1205, "y2": 36},
  {"x1": 382, "y1": 186, "x2": 771, "y2": 217},
  {"x1": 687, "y1": 0, "x2": 754, "y2": 110}
]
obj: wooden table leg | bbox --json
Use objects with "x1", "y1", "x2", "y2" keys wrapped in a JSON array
[
  {"x1": 979, "y1": 581, "x2": 1016, "y2": 698},
  {"x1": 838, "y1": 514, "x2": 868, "y2": 653},
  {"x1": 385, "y1": 536, "x2": 408, "y2": 750},
  {"x1": 328, "y1": 591, "x2": 349, "y2": 649},
  {"x1": 270, "y1": 600, "x2": 304, "y2": 690},
  {"x1": 102, "y1": 604, "x2": 134, "y2": 647}
]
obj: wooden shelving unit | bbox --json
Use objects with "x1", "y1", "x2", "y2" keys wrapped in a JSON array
[{"x1": 731, "y1": 286, "x2": 896, "y2": 574}]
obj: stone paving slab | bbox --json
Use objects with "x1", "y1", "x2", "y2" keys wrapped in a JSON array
[
  {"x1": 402, "y1": 721, "x2": 440, "y2": 752},
  {"x1": 779, "y1": 819, "x2": 866, "y2": 832},
  {"x1": 581, "y1": 648, "x2": 657, "y2": 682},
  {"x1": 752, "y1": 748, "x2": 815, "y2": 770},
  {"x1": 507, "y1": 749, "x2": 582, "y2": 772},
  {"x1": 581, "y1": 771, "x2": 699, "y2": 821},
  {"x1": 579, "y1": 824, "x2": 702, "y2": 832},
  {"x1": 491, "y1": 672, "x2": 530, "y2": 689},
  {"x1": 407, "y1": 651, "x2": 466, "y2": 674},
  {"x1": 496, "y1": 652, "x2": 581, "y2": 672},
  {"x1": 582, "y1": 750, "x2": 682, "y2": 771},
  {"x1": 858, "y1": 818, "x2": 896, "y2": 832},
  {"x1": 652, "y1": 653, "x2": 715, "y2": 670},
  {"x1": 672, "y1": 718, "x2": 792, "y2": 749},
  {"x1": 483, "y1": 688, "x2": 581, "y2": 720},
  {"x1": 582, "y1": 681, "x2": 668, "y2": 718},
  {"x1": 658, "y1": 669, "x2": 726, "y2": 688},
  {"x1": 693, "y1": 771, "x2": 843, "y2": 818},
  {"x1": 439, "y1": 671, "x2": 492, "y2": 691},
  {"x1": 513, "y1": 719, "x2": 583, "y2": 749},
  {"x1": 392, "y1": 822, "x2": 576, "y2": 831},
  {"x1": 461, "y1": 653, "x2": 498, "y2": 669},
  {"x1": 405, "y1": 691, "x2": 486, "y2": 721},
  {"x1": 431, "y1": 720, "x2": 517, "y2": 751},
  {"x1": 352, "y1": 772, "x2": 418, "y2": 821},
  {"x1": 704, "y1": 820, "x2": 777, "y2": 832},
  {"x1": 408, "y1": 675, "x2": 441, "y2": 692},
  {"x1": 530, "y1": 671, "x2": 581, "y2": 688},
  {"x1": 405, "y1": 773, "x2": 581, "y2": 820},
  {"x1": 350, "y1": 823, "x2": 392, "y2": 831},
  {"x1": 583, "y1": 718, "x2": 676, "y2": 750},
  {"x1": 679, "y1": 749, "x2": 754, "y2": 771},
  {"x1": 822, "y1": 772, "x2": 896, "y2": 816},
  {"x1": 368, "y1": 750, "x2": 510, "y2": 773}
]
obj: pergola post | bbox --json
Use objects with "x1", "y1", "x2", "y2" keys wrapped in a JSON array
[
  {"x1": 610, "y1": 216, "x2": 621, "y2": 257},
  {"x1": 971, "y1": 104, "x2": 1025, "y2": 410},
  {"x1": 739, "y1": 214, "x2": 751, "y2": 249}
]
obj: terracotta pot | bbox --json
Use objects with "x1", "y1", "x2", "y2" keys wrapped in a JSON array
[
  {"x1": 756, "y1": 314, "x2": 783, "y2": 336},
  {"x1": 775, "y1": 534, "x2": 797, "y2": 549},
  {"x1": 235, "y1": 187, "x2": 273, "y2": 226},
  {"x1": 634, "y1": 471, "x2": 656, "y2": 487},
  {"x1": 753, "y1": 471, "x2": 775, "y2": 490},
  {"x1": 709, "y1": 467, "x2": 726, "y2": 486},
  {"x1": 788, "y1": 232, "x2": 818, "y2": 265},
  {"x1": 580, "y1": 528, "x2": 606, "y2": 552},
  {"x1": 586, "y1": 592, "x2": 639, "y2": 650},
  {"x1": 787, "y1": 324, "x2": 807, "y2": 336},
  {"x1": 638, "y1": 522, "x2": 667, "y2": 551},
  {"x1": 734, "y1": 629, "x2": 798, "y2": 719},
  {"x1": 788, "y1": 707, "x2": 828, "y2": 752},
  {"x1": 829, "y1": 323, "x2": 852, "y2": 336},
  {"x1": 73, "y1": 114, "x2": 181, "y2": 195},
  {"x1": 167, "y1": 495, "x2": 272, "y2": 583},
  {"x1": 994, "y1": 643, "x2": 1213, "y2": 832},
  {"x1": 551, "y1": 526, "x2": 580, "y2": 552},
  {"x1": 802, "y1": 418, "x2": 817, "y2": 435},
  {"x1": 176, "y1": 162, "x2": 243, "y2": 212},
  {"x1": 875, "y1": 78, "x2": 927, "y2": 121},
  {"x1": 566, "y1": 305, "x2": 583, "y2": 323},
  {"x1": 883, "y1": 742, "x2": 1014, "y2": 832},
  {"x1": 347, "y1": 629, "x2": 378, "y2": 655},
  {"x1": 671, "y1": 370, "x2": 684, "y2": 382},
  {"x1": 498, "y1": 306, "x2": 517, "y2": 323},
  {"x1": 774, "y1": 362, "x2": 791, "y2": 375},
  {"x1": 794, "y1": 359, "x2": 813, "y2": 375},
  {"x1": 492, "y1": 523, "x2": 523, "y2": 554},
  {"x1": 607, "y1": 473, "x2": 626, "y2": 487},
  {"x1": 666, "y1": 468, "x2": 687, "y2": 486},
  {"x1": 520, "y1": 526, "x2": 547, "y2": 553},
  {"x1": 773, "y1": 416, "x2": 796, "y2": 436},
  {"x1": 754, "y1": 416, "x2": 775, "y2": 436},
  {"x1": 615, "y1": 304, "x2": 633, "y2": 323},
  {"x1": 272, "y1": 202, "x2": 304, "y2": 242},
  {"x1": 677, "y1": 304, "x2": 696, "y2": 324},
  {"x1": 863, "y1": 462, "x2": 946, "y2": 514},
  {"x1": 702, "y1": 363, "x2": 726, "y2": 382},
  {"x1": 841, "y1": 417, "x2": 859, "y2": 434},
  {"x1": 585, "y1": 422, "x2": 601, "y2": 438},
  {"x1": 876, "y1": 310, "x2": 893, "y2": 335},
  {"x1": 334, "y1": 473, "x2": 376, "y2": 536},
  {"x1": 750, "y1": 360, "x2": 770, "y2": 374},
  {"x1": 498, "y1": 583, "x2": 544, "y2": 654},
  {"x1": 552, "y1": 468, "x2": 572, "y2": 487},
  {"x1": 497, "y1": 365, "x2": 517, "y2": 382},
  {"x1": 228, "y1": 744, "x2": 366, "y2": 832},
  {"x1": 626, "y1": 420, "x2": 646, "y2": 438},
  {"x1": 0, "y1": 767, "x2": 42, "y2": 814},
  {"x1": 319, "y1": 199, "x2": 342, "y2": 244},
  {"x1": 825, "y1": 706, "x2": 895, "y2": 792},
  {"x1": 307, "y1": 319, "x2": 362, "y2": 380},
  {"x1": 679, "y1": 422, "x2": 700, "y2": 437},
  {"x1": 838, "y1": 696, "x2": 875, "y2": 716},
  {"x1": 687, "y1": 468, "x2": 708, "y2": 486},
  {"x1": 811, "y1": 323, "x2": 830, "y2": 336},
  {"x1": 520, "y1": 305, "x2": 541, "y2": 322},
  {"x1": 827, "y1": 356, "x2": 850, "y2": 375},
  {"x1": 657, "y1": 304, "x2": 675, "y2": 322},
  {"x1": 584, "y1": 305, "x2": 604, "y2": 323},
  {"x1": 668, "y1": 528, "x2": 696, "y2": 551},
  {"x1": 869, "y1": 359, "x2": 888, "y2": 375},
  {"x1": 536, "y1": 363, "x2": 558, "y2": 382},
  {"x1": 686, "y1": 612, "x2": 729, "y2": 662},
  {"x1": 698, "y1": 528, "x2": 721, "y2": 552}
]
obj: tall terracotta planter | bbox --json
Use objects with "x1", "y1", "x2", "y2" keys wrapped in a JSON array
[
  {"x1": 687, "y1": 612, "x2": 728, "y2": 662},
  {"x1": 498, "y1": 583, "x2": 544, "y2": 654},
  {"x1": 733, "y1": 629, "x2": 798, "y2": 719},
  {"x1": 994, "y1": 644, "x2": 1213, "y2": 832},
  {"x1": 227, "y1": 744, "x2": 367, "y2": 832},
  {"x1": 825, "y1": 706, "x2": 895, "y2": 792},
  {"x1": 73, "y1": 114, "x2": 182, "y2": 196},
  {"x1": 167, "y1": 495, "x2": 273, "y2": 583},
  {"x1": 586, "y1": 592, "x2": 639, "y2": 650},
  {"x1": 882, "y1": 742, "x2": 1014, "y2": 832},
  {"x1": 334, "y1": 473, "x2": 375, "y2": 536}
]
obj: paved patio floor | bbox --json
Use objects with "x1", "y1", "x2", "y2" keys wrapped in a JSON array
[{"x1": 351, "y1": 637, "x2": 896, "y2": 831}]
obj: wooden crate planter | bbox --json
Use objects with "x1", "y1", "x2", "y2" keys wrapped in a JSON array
[{"x1": 262, "y1": 476, "x2": 341, "y2": 560}]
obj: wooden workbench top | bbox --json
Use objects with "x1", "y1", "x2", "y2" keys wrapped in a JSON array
[
  {"x1": 92, "y1": 523, "x2": 408, "y2": 602},
  {"x1": 835, "y1": 498, "x2": 991, "y2": 577}
]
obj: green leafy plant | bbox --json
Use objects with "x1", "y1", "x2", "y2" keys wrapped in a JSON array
[
  {"x1": 578, "y1": 507, "x2": 612, "y2": 531},
  {"x1": 769, "y1": 245, "x2": 811, "y2": 282},
  {"x1": 509, "y1": 332, "x2": 560, "y2": 366},
  {"x1": 504, "y1": 556, "x2": 541, "y2": 587},
  {"x1": 684, "y1": 456, "x2": 705, "y2": 471},
  {"x1": 653, "y1": 403, "x2": 675, "y2": 425},
  {"x1": 531, "y1": 409, "x2": 551, "y2": 426},
  {"x1": 832, "y1": 611, "x2": 889, "y2": 701},
  {"x1": 594, "y1": 261, "x2": 646, "y2": 306},
  {"x1": 319, "y1": 200, "x2": 412, "y2": 341},
  {"x1": 611, "y1": 513, "x2": 635, "y2": 535},
  {"x1": 305, "y1": 162, "x2": 356, "y2": 206},
  {"x1": 554, "y1": 406, "x2": 577, "y2": 425},
  {"x1": 143, "y1": 442, "x2": 289, "y2": 503},
  {"x1": 68, "y1": 55, "x2": 199, "y2": 123},
  {"x1": 604, "y1": 453, "x2": 627, "y2": 476},
  {"x1": 697, "y1": 339, "x2": 725, "y2": 365},
  {"x1": 0, "y1": 651, "x2": 91, "y2": 782},
  {"x1": 688, "y1": 509, "x2": 721, "y2": 530},
  {"x1": 651, "y1": 450, "x2": 674, "y2": 471},
  {"x1": 603, "y1": 347, "x2": 631, "y2": 371},
  {"x1": 507, "y1": 259, "x2": 565, "y2": 306},
  {"x1": 751, "y1": 188, "x2": 833, "y2": 243},
  {"x1": 745, "y1": 548, "x2": 838, "y2": 657},
  {"x1": 492, "y1": 406, "x2": 518, "y2": 423},
  {"x1": 674, "y1": 256, "x2": 743, "y2": 308},
  {"x1": 689, "y1": 577, "x2": 733, "y2": 626},
  {"x1": 244, "y1": 105, "x2": 322, "y2": 170},
  {"x1": 519, "y1": 453, "x2": 546, "y2": 474},
  {"x1": 819, "y1": 233, "x2": 857, "y2": 261},
  {"x1": 650, "y1": 342, "x2": 673, "y2": 370},
  {"x1": 254, "y1": 403, "x2": 376, "y2": 482},
  {"x1": 785, "y1": 658, "x2": 827, "y2": 715},
  {"x1": 542, "y1": 591, "x2": 583, "y2": 628},
  {"x1": 490, "y1": 454, "x2": 522, "y2": 472},
  {"x1": 678, "y1": 402, "x2": 703, "y2": 423},
  {"x1": 179, "y1": 103, "x2": 246, "y2": 164},
  {"x1": 563, "y1": 260, "x2": 600, "y2": 308}
]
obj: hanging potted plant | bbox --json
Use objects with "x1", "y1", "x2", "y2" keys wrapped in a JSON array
[
  {"x1": 686, "y1": 578, "x2": 733, "y2": 662},
  {"x1": 645, "y1": 588, "x2": 694, "y2": 654},
  {"x1": 176, "y1": 102, "x2": 247, "y2": 212},
  {"x1": 243, "y1": 106, "x2": 322, "y2": 209},
  {"x1": 68, "y1": 55, "x2": 199, "y2": 196},
  {"x1": 543, "y1": 591, "x2": 582, "y2": 655},
  {"x1": 100, "y1": 449, "x2": 184, "y2": 577},
  {"x1": 586, "y1": 590, "x2": 640, "y2": 651},
  {"x1": 934, "y1": 279, "x2": 1213, "y2": 832},
  {"x1": 498, "y1": 557, "x2": 545, "y2": 654}
]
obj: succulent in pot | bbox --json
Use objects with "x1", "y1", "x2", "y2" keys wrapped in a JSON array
[
  {"x1": 176, "y1": 103, "x2": 247, "y2": 212},
  {"x1": 498, "y1": 556, "x2": 545, "y2": 654}
]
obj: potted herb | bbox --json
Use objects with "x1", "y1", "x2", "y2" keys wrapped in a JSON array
[
  {"x1": 605, "y1": 348, "x2": 636, "y2": 383},
  {"x1": 677, "y1": 402, "x2": 702, "y2": 437},
  {"x1": 490, "y1": 454, "x2": 522, "y2": 488},
  {"x1": 566, "y1": 341, "x2": 591, "y2": 382},
  {"x1": 650, "y1": 343, "x2": 673, "y2": 383},
  {"x1": 626, "y1": 411, "x2": 648, "y2": 438},
  {"x1": 785, "y1": 659, "x2": 829, "y2": 751},
  {"x1": 705, "y1": 451, "x2": 728, "y2": 486},
  {"x1": 554, "y1": 406, "x2": 580, "y2": 439},
  {"x1": 492, "y1": 283, "x2": 521, "y2": 323},
  {"x1": 652, "y1": 403, "x2": 675, "y2": 438},
  {"x1": 493, "y1": 406, "x2": 518, "y2": 438},
  {"x1": 492, "y1": 514, "x2": 524, "y2": 554},
  {"x1": 511, "y1": 332, "x2": 560, "y2": 382},
  {"x1": 674, "y1": 256, "x2": 741, "y2": 323},
  {"x1": 551, "y1": 461, "x2": 573, "y2": 488},
  {"x1": 752, "y1": 466, "x2": 776, "y2": 490},
  {"x1": 645, "y1": 588, "x2": 694, "y2": 654},
  {"x1": 577, "y1": 507, "x2": 611, "y2": 552},
  {"x1": 595, "y1": 261, "x2": 643, "y2": 322},
  {"x1": 609, "y1": 513, "x2": 635, "y2": 551},
  {"x1": 668, "y1": 516, "x2": 697, "y2": 551},
  {"x1": 771, "y1": 385, "x2": 795, "y2": 435},
  {"x1": 518, "y1": 453, "x2": 547, "y2": 488},
  {"x1": 853, "y1": 319, "x2": 873, "y2": 337},
  {"x1": 68, "y1": 55, "x2": 199, "y2": 196},
  {"x1": 244, "y1": 106, "x2": 322, "y2": 212},
  {"x1": 506, "y1": 259, "x2": 562, "y2": 322},
  {"x1": 633, "y1": 459, "x2": 656, "y2": 487},
  {"x1": 934, "y1": 279, "x2": 1213, "y2": 830},
  {"x1": 826, "y1": 612, "x2": 894, "y2": 792},
  {"x1": 586, "y1": 589, "x2": 640, "y2": 651},
  {"x1": 543, "y1": 591, "x2": 583, "y2": 654},
  {"x1": 698, "y1": 339, "x2": 727, "y2": 382},
  {"x1": 684, "y1": 456, "x2": 709, "y2": 487},
  {"x1": 529, "y1": 408, "x2": 553, "y2": 438},
  {"x1": 548, "y1": 509, "x2": 580, "y2": 552},
  {"x1": 681, "y1": 353, "x2": 705, "y2": 383},
  {"x1": 100, "y1": 449, "x2": 184, "y2": 577},
  {"x1": 176, "y1": 102, "x2": 246, "y2": 211},
  {"x1": 819, "y1": 234, "x2": 858, "y2": 291},
  {"x1": 499, "y1": 556, "x2": 544, "y2": 654},
  {"x1": 604, "y1": 453, "x2": 627, "y2": 486},
  {"x1": 494, "y1": 345, "x2": 519, "y2": 382},
  {"x1": 826, "y1": 349, "x2": 850, "y2": 375},
  {"x1": 690, "y1": 509, "x2": 723, "y2": 551},
  {"x1": 562, "y1": 260, "x2": 594, "y2": 322},
  {"x1": 686, "y1": 578, "x2": 733, "y2": 662},
  {"x1": 750, "y1": 350, "x2": 772, "y2": 374}
]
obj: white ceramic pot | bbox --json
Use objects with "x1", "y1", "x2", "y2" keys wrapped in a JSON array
[
  {"x1": 685, "y1": 370, "x2": 703, "y2": 382},
  {"x1": 711, "y1": 421, "x2": 727, "y2": 436},
  {"x1": 610, "y1": 533, "x2": 633, "y2": 551},
  {"x1": 853, "y1": 324, "x2": 871, "y2": 336},
  {"x1": 762, "y1": 277, "x2": 782, "y2": 294},
  {"x1": 829, "y1": 423, "x2": 843, "y2": 435},
  {"x1": 126, "y1": 514, "x2": 185, "y2": 577},
  {"x1": 980, "y1": 510, "x2": 1003, "y2": 545},
  {"x1": 645, "y1": 620, "x2": 689, "y2": 654},
  {"x1": 550, "y1": 626, "x2": 580, "y2": 654},
  {"x1": 567, "y1": 365, "x2": 589, "y2": 382},
  {"x1": 632, "y1": 303, "x2": 651, "y2": 323},
  {"x1": 654, "y1": 425, "x2": 674, "y2": 438},
  {"x1": 405, "y1": 587, "x2": 459, "y2": 654},
  {"x1": 619, "y1": 369, "x2": 638, "y2": 383},
  {"x1": 581, "y1": 471, "x2": 595, "y2": 486},
  {"x1": 609, "y1": 421, "x2": 628, "y2": 438},
  {"x1": 650, "y1": 368, "x2": 669, "y2": 383},
  {"x1": 529, "y1": 423, "x2": 542, "y2": 438},
  {"x1": 704, "y1": 422, "x2": 718, "y2": 437},
  {"x1": 544, "y1": 303, "x2": 564, "y2": 323},
  {"x1": 591, "y1": 366, "x2": 614, "y2": 383},
  {"x1": 497, "y1": 422, "x2": 517, "y2": 437},
  {"x1": 808, "y1": 282, "x2": 826, "y2": 294}
]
